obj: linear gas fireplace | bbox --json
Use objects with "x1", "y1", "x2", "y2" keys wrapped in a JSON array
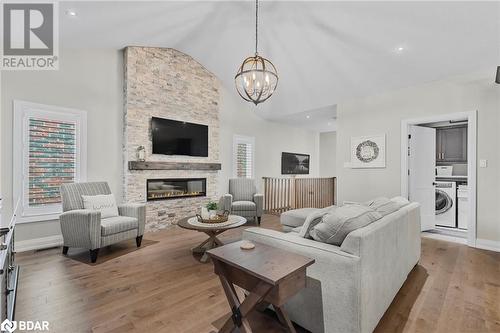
[{"x1": 147, "y1": 178, "x2": 206, "y2": 201}]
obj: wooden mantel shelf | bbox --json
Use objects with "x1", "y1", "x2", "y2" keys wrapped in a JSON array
[{"x1": 128, "y1": 161, "x2": 221, "y2": 171}]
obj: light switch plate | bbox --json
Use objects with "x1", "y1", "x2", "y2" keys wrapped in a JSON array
[{"x1": 479, "y1": 159, "x2": 488, "y2": 168}]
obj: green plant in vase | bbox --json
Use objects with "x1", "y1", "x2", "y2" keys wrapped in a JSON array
[{"x1": 206, "y1": 201, "x2": 218, "y2": 218}]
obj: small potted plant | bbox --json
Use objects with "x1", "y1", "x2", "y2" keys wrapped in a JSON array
[{"x1": 206, "y1": 201, "x2": 218, "y2": 218}]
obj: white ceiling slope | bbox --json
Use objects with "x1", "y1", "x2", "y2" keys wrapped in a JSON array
[{"x1": 60, "y1": 1, "x2": 499, "y2": 130}]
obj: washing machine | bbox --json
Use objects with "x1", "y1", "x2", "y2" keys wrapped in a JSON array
[{"x1": 435, "y1": 181, "x2": 456, "y2": 228}]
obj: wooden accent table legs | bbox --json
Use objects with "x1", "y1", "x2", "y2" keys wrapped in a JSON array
[
  {"x1": 218, "y1": 276, "x2": 273, "y2": 333},
  {"x1": 208, "y1": 241, "x2": 314, "y2": 333},
  {"x1": 191, "y1": 230, "x2": 225, "y2": 263}
]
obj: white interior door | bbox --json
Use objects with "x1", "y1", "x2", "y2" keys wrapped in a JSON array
[{"x1": 409, "y1": 125, "x2": 436, "y2": 231}]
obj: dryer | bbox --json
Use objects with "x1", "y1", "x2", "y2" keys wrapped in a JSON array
[{"x1": 435, "y1": 181, "x2": 456, "y2": 228}]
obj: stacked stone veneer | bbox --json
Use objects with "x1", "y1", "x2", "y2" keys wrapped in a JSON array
[{"x1": 123, "y1": 47, "x2": 220, "y2": 231}]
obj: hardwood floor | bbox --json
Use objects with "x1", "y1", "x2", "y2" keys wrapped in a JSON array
[{"x1": 16, "y1": 215, "x2": 500, "y2": 333}]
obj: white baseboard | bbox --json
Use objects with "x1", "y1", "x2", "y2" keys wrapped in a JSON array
[
  {"x1": 422, "y1": 232, "x2": 467, "y2": 245},
  {"x1": 475, "y1": 238, "x2": 500, "y2": 253},
  {"x1": 15, "y1": 235, "x2": 63, "y2": 252}
]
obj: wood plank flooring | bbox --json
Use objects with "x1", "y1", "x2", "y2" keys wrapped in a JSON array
[{"x1": 15, "y1": 215, "x2": 500, "y2": 333}]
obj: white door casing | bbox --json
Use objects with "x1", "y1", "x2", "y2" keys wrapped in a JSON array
[{"x1": 408, "y1": 125, "x2": 436, "y2": 231}]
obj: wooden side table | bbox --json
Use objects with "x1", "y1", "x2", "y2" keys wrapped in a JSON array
[
  {"x1": 177, "y1": 215, "x2": 247, "y2": 263},
  {"x1": 207, "y1": 240, "x2": 315, "y2": 333}
]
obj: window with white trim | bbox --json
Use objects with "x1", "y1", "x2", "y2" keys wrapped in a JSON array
[
  {"x1": 233, "y1": 135, "x2": 255, "y2": 179},
  {"x1": 13, "y1": 101, "x2": 87, "y2": 223}
]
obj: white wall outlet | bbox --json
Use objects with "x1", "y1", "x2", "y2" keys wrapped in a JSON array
[{"x1": 479, "y1": 159, "x2": 488, "y2": 168}]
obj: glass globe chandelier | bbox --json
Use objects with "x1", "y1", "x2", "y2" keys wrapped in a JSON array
[{"x1": 235, "y1": 0, "x2": 278, "y2": 105}]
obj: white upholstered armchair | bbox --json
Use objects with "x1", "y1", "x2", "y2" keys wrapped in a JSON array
[
  {"x1": 59, "y1": 182, "x2": 145, "y2": 263},
  {"x1": 222, "y1": 178, "x2": 263, "y2": 225}
]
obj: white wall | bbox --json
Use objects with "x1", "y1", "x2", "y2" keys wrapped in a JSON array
[
  {"x1": 1, "y1": 49, "x2": 124, "y2": 242},
  {"x1": 319, "y1": 131, "x2": 336, "y2": 177},
  {"x1": 336, "y1": 75, "x2": 500, "y2": 242},
  {"x1": 218, "y1": 86, "x2": 320, "y2": 194},
  {"x1": 1, "y1": 49, "x2": 320, "y2": 244}
]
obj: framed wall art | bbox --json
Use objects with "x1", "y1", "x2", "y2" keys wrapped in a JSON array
[{"x1": 350, "y1": 134, "x2": 386, "y2": 168}]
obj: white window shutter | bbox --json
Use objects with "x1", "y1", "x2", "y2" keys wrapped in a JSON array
[
  {"x1": 28, "y1": 118, "x2": 76, "y2": 206},
  {"x1": 233, "y1": 135, "x2": 255, "y2": 179}
]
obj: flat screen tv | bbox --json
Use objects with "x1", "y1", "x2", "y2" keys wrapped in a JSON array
[
  {"x1": 151, "y1": 117, "x2": 208, "y2": 157},
  {"x1": 281, "y1": 152, "x2": 310, "y2": 175}
]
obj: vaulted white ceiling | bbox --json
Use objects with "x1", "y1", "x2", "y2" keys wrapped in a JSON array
[{"x1": 60, "y1": 1, "x2": 499, "y2": 130}]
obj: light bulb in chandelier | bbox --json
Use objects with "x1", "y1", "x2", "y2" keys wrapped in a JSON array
[{"x1": 235, "y1": 54, "x2": 278, "y2": 105}]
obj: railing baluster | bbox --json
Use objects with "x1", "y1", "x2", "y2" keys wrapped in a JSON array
[{"x1": 261, "y1": 177, "x2": 336, "y2": 214}]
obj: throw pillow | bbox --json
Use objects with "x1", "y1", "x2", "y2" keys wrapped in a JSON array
[
  {"x1": 310, "y1": 204, "x2": 382, "y2": 245},
  {"x1": 365, "y1": 197, "x2": 401, "y2": 216},
  {"x1": 298, "y1": 206, "x2": 335, "y2": 239},
  {"x1": 82, "y1": 194, "x2": 119, "y2": 218}
]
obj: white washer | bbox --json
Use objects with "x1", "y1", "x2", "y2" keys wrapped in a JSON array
[{"x1": 435, "y1": 181, "x2": 456, "y2": 228}]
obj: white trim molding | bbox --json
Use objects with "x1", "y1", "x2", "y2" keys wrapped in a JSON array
[
  {"x1": 475, "y1": 239, "x2": 500, "y2": 253},
  {"x1": 401, "y1": 111, "x2": 477, "y2": 248},
  {"x1": 13, "y1": 100, "x2": 87, "y2": 224},
  {"x1": 15, "y1": 235, "x2": 63, "y2": 252}
]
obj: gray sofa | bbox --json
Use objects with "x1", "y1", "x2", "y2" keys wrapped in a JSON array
[
  {"x1": 222, "y1": 178, "x2": 263, "y2": 225},
  {"x1": 243, "y1": 202, "x2": 421, "y2": 333},
  {"x1": 59, "y1": 182, "x2": 146, "y2": 263}
]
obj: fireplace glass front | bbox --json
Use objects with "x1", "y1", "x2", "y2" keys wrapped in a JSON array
[{"x1": 147, "y1": 178, "x2": 206, "y2": 201}]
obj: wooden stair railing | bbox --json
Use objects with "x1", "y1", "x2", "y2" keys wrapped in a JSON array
[{"x1": 262, "y1": 177, "x2": 336, "y2": 215}]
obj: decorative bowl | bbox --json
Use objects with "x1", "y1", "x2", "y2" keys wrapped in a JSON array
[{"x1": 196, "y1": 210, "x2": 230, "y2": 224}]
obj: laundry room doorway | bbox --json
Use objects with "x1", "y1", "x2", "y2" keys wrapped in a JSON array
[{"x1": 401, "y1": 111, "x2": 477, "y2": 247}]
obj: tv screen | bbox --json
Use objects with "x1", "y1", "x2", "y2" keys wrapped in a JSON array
[
  {"x1": 151, "y1": 117, "x2": 208, "y2": 157},
  {"x1": 281, "y1": 152, "x2": 310, "y2": 175}
]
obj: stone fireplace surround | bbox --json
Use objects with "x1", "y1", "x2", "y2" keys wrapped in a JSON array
[{"x1": 123, "y1": 47, "x2": 221, "y2": 231}]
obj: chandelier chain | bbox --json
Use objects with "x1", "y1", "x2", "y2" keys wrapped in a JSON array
[{"x1": 255, "y1": 0, "x2": 258, "y2": 55}]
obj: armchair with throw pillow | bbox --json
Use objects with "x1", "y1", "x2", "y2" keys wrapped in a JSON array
[
  {"x1": 59, "y1": 182, "x2": 146, "y2": 263},
  {"x1": 222, "y1": 178, "x2": 263, "y2": 225}
]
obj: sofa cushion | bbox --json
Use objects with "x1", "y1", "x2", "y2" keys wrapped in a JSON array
[
  {"x1": 310, "y1": 204, "x2": 382, "y2": 245},
  {"x1": 82, "y1": 194, "x2": 119, "y2": 218},
  {"x1": 232, "y1": 201, "x2": 256, "y2": 211},
  {"x1": 101, "y1": 216, "x2": 138, "y2": 236},
  {"x1": 280, "y1": 208, "x2": 319, "y2": 228},
  {"x1": 390, "y1": 196, "x2": 410, "y2": 207}
]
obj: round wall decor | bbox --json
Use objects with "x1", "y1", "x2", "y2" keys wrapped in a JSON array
[{"x1": 356, "y1": 140, "x2": 379, "y2": 163}]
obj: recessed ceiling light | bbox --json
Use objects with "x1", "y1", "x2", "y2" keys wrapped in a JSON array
[
  {"x1": 395, "y1": 45, "x2": 406, "y2": 53},
  {"x1": 306, "y1": 115, "x2": 310, "y2": 119},
  {"x1": 66, "y1": 9, "x2": 77, "y2": 17}
]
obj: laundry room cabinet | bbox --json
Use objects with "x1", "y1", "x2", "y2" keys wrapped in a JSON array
[{"x1": 436, "y1": 125, "x2": 467, "y2": 163}]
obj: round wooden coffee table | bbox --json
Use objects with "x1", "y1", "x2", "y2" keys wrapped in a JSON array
[{"x1": 177, "y1": 215, "x2": 247, "y2": 263}]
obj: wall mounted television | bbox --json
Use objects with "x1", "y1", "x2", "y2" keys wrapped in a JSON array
[
  {"x1": 281, "y1": 152, "x2": 310, "y2": 175},
  {"x1": 151, "y1": 117, "x2": 208, "y2": 157}
]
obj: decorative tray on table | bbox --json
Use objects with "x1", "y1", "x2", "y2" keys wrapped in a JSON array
[{"x1": 196, "y1": 210, "x2": 230, "y2": 224}]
